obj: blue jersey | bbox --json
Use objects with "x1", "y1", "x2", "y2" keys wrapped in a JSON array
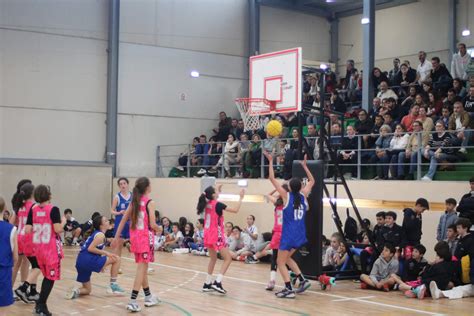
[
  {"x1": 76, "y1": 230, "x2": 108, "y2": 283},
  {"x1": 114, "y1": 192, "x2": 131, "y2": 239},
  {"x1": 79, "y1": 230, "x2": 106, "y2": 255},
  {"x1": 279, "y1": 192, "x2": 308, "y2": 251},
  {"x1": 0, "y1": 221, "x2": 14, "y2": 268}
]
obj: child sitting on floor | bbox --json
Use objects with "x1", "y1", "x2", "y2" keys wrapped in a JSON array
[
  {"x1": 334, "y1": 243, "x2": 349, "y2": 271},
  {"x1": 153, "y1": 226, "x2": 166, "y2": 251},
  {"x1": 323, "y1": 232, "x2": 343, "y2": 271},
  {"x1": 360, "y1": 243, "x2": 399, "y2": 291}
]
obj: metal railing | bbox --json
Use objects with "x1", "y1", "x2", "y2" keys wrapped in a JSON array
[{"x1": 157, "y1": 128, "x2": 474, "y2": 180}]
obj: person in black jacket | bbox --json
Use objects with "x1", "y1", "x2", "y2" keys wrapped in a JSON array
[
  {"x1": 338, "y1": 125, "x2": 358, "y2": 178},
  {"x1": 457, "y1": 177, "x2": 474, "y2": 226},
  {"x1": 402, "y1": 198, "x2": 430, "y2": 258},
  {"x1": 360, "y1": 212, "x2": 386, "y2": 274},
  {"x1": 381, "y1": 211, "x2": 406, "y2": 257}
]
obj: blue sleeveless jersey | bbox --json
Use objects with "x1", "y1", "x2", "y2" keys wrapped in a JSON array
[
  {"x1": 0, "y1": 221, "x2": 14, "y2": 268},
  {"x1": 79, "y1": 230, "x2": 106, "y2": 255},
  {"x1": 279, "y1": 192, "x2": 308, "y2": 251},
  {"x1": 75, "y1": 230, "x2": 107, "y2": 282},
  {"x1": 114, "y1": 192, "x2": 131, "y2": 238}
]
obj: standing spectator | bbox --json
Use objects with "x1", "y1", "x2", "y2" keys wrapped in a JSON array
[
  {"x1": 372, "y1": 68, "x2": 389, "y2": 92},
  {"x1": 338, "y1": 125, "x2": 358, "y2": 178},
  {"x1": 437, "y1": 198, "x2": 459, "y2": 242},
  {"x1": 195, "y1": 135, "x2": 210, "y2": 175},
  {"x1": 377, "y1": 81, "x2": 398, "y2": 102},
  {"x1": 370, "y1": 124, "x2": 393, "y2": 180},
  {"x1": 446, "y1": 224, "x2": 459, "y2": 256},
  {"x1": 388, "y1": 58, "x2": 401, "y2": 86},
  {"x1": 213, "y1": 112, "x2": 232, "y2": 142},
  {"x1": 451, "y1": 43, "x2": 470, "y2": 81},
  {"x1": 343, "y1": 60, "x2": 357, "y2": 89},
  {"x1": 421, "y1": 122, "x2": 460, "y2": 181},
  {"x1": 463, "y1": 86, "x2": 474, "y2": 118},
  {"x1": 457, "y1": 177, "x2": 474, "y2": 226},
  {"x1": 430, "y1": 56, "x2": 453, "y2": 96},
  {"x1": 397, "y1": 121, "x2": 429, "y2": 180},
  {"x1": 389, "y1": 124, "x2": 410, "y2": 179},
  {"x1": 401, "y1": 105, "x2": 420, "y2": 132},
  {"x1": 448, "y1": 101, "x2": 472, "y2": 153},
  {"x1": 306, "y1": 93, "x2": 320, "y2": 126},
  {"x1": 453, "y1": 78, "x2": 467, "y2": 99},
  {"x1": 306, "y1": 124, "x2": 318, "y2": 157},
  {"x1": 402, "y1": 198, "x2": 430, "y2": 256},
  {"x1": 416, "y1": 51, "x2": 433, "y2": 84}
]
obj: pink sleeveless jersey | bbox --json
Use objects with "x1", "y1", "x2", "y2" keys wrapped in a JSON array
[
  {"x1": 273, "y1": 205, "x2": 283, "y2": 233},
  {"x1": 203, "y1": 200, "x2": 225, "y2": 247},
  {"x1": 32, "y1": 204, "x2": 63, "y2": 265},
  {"x1": 17, "y1": 200, "x2": 35, "y2": 256},
  {"x1": 129, "y1": 196, "x2": 153, "y2": 254}
]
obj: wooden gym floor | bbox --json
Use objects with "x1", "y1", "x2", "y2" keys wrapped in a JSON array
[{"x1": 6, "y1": 247, "x2": 474, "y2": 316}]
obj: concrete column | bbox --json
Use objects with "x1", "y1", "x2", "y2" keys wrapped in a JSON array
[
  {"x1": 362, "y1": 0, "x2": 375, "y2": 111},
  {"x1": 249, "y1": 0, "x2": 260, "y2": 56},
  {"x1": 330, "y1": 18, "x2": 339, "y2": 69}
]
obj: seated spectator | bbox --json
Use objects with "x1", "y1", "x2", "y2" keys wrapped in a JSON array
[
  {"x1": 416, "y1": 51, "x2": 432, "y2": 85},
  {"x1": 372, "y1": 68, "x2": 389, "y2": 92},
  {"x1": 178, "y1": 137, "x2": 199, "y2": 170},
  {"x1": 370, "y1": 124, "x2": 393, "y2": 180},
  {"x1": 367, "y1": 115, "x2": 384, "y2": 149},
  {"x1": 377, "y1": 81, "x2": 398, "y2": 102},
  {"x1": 164, "y1": 222, "x2": 184, "y2": 251},
  {"x1": 229, "y1": 118, "x2": 239, "y2": 137},
  {"x1": 426, "y1": 91, "x2": 443, "y2": 120},
  {"x1": 360, "y1": 243, "x2": 398, "y2": 291},
  {"x1": 334, "y1": 243, "x2": 349, "y2": 271},
  {"x1": 388, "y1": 124, "x2": 410, "y2": 180},
  {"x1": 387, "y1": 97, "x2": 407, "y2": 123},
  {"x1": 161, "y1": 217, "x2": 172, "y2": 235},
  {"x1": 401, "y1": 244, "x2": 428, "y2": 282},
  {"x1": 446, "y1": 224, "x2": 459, "y2": 256},
  {"x1": 448, "y1": 101, "x2": 472, "y2": 153},
  {"x1": 354, "y1": 110, "x2": 374, "y2": 151},
  {"x1": 244, "y1": 215, "x2": 259, "y2": 246},
  {"x1": 382, "y1": 112, "x2": 396, "y2": 131},
  {"x1": 394, "y1": 62, "x2": 417, "y2": 88},
  {"x1": 338, "y1": 125, "x2": 358, "y2": 178},
  {"x1": 457, "y1": 177, "x2": 474, "y2": 225},
  {"x1": 421, "y1": 82, "x2": 433, "y2": 100},
  {"x1": 454, "y1": 218, "x2": 473, "y2": 262},
  {"x1": 181, "y1": 222, "x2": 194, "y2": 248},
  {"x1": 401, "y1": 86, "x2": 418, "y2": 111},
  {"x1": 369, "y1": 97, "x2": 382, "y2": 120},
  {"x1": 213, "y1": 111, "x2": 232, "y2": 141},
  {"x1": 153, "y1": 226, "x2": 166, "y2": 251},
  {"x1": 207, "y1": 136, "x2": 222, "y2": 167},
  {"x1": 463, "y1": 86, "x2": 474, "y2": 119},
  {"x1": 329, "y1": 123, "x2": 342, "y2": 148},
  {"x1": 305, "y1": 124, "x2": 318, "y2": 157},
  {"x1": 453, "y1": 78, "x2": 467, "y2": 99},
  {"x1": 343, "y1": 59, "x2": 357, "y2": 90},
  {"x1": 225, "y1": 222, "x2": 234, "y2": 245},
  {"x1": 437, "y1": 198, "x2": 459, "y2": 242},
  {"x1": 229, "y1": 226, "x2": 254, "y2": 261},
  {"x1": 397, "y1": 120, "x2": 429, "y2": 180},
  {"x1": 401, "y1": 105, "x2": 420, "y2": 132},
  {"x1": 195, "y1": 135, "x2": 210, "y2": 175},
  {"x1": 324, "y1": 114, "x2": 342, "y2": 134},
  {"x1": 63, "y1": 208, "x2": 81, "y2": 246},
  {"x1": 440, "y1": 106, "x2": 452, "y2": 129},
  {"x1": 428, "y1": 57, "x2": 453, "y2": 96},
  {"x1": 330, "y1": 91, "x2": 347, "y2": 113},
  {"x1": 178, "y1": 216, "x2": 188, "y2": 235},
  {"x1": 210, "y1": 133, "x2": 240, "y2": 177},
  {"x1": 402, "y1": 198, "x2": 430, "y2": 257},
  {"x1": 443, "y1": 88, "x2": 462, "y2": 111},
  {"x1": 80, "y1": 212, "x2": 101, "y2": 240},
  {"x1": 421, "y1": 122, "x2": 460, "y2": 181},
  {"x1": 418, "y1": 107, "x2": 434, "y2": 134},
  {"x1": 323, "y1": 232, "x2": 343, "y2": 271},
  {"x1": 190, "y1": 219, "x2": 205, "y2": 253}
]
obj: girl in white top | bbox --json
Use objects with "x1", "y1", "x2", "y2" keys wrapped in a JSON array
[
  {"x1": 389, "y1": 124, "x2": 410, "y2": 179},
  {"x1": 212, "y1": 133, "x2": 240, "y2": 177}
]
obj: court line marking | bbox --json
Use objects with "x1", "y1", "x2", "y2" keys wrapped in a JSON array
[{"x1": 332, "y1": 295, "x2": 375, "y2": 302}]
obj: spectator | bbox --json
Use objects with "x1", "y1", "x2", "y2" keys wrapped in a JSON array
[
  {"x1": 402, "y1": 244, "x2": 428, "y2": 282},
  {"x1": 429, "y1": 57, "x2": 453, "y2": 95},
  {"x1": 401, "y1": 104, "x2": 420, "y2": 132},
  {"x1": 426, "y1": 91, "x2": 443, "y2": 120},
  {"x1": 243, "y1": 215, "x2": 258, "y2": 245},
  {"x1": 360, "y1": 243, "x2": 398, "y2": 291},
  {"x1": 207, "y1": 136, "x2": 222, "y2": 166},
  {"x1": 395, "y1": 62, "x2": 417, "y2": 87},
  {"x1": 360, "y1": 211, "x2": 386, "y2": 274},
  {"x1": 401, "y1": 86, "x2": 418, "y2": 114},
  {"x1": 388, "y1": 58, "x2": 401, "y2": 86},
  {"x1": 229, "y1": 226, "x2": 254, "y2": 261},
  {"x1": 161, "y1": 217, "x2": 172, "y2": 235},
  {"x1": 457, "y1": 177, "x2": 474, "y2": 225},
  {"x1": 369, "y1": 97, "x2": 382, "y2": 119},
  {"x1": 383, "y1": 112, "x2": 396, "y2": 131},
  {"x1": 421, "y1": 121, "x2": 460, "y2": 181},
  {"x1": 376, "y1": 81, "x2": 398, "y2": 102},
  {"x1": 241, "y1": 134, "x2": 262, "y2": 178},
  {"x1": 153, "y1": 226, "x2": 166, "y2": 251},
  {"x1": 323, "y1": 232, "x2": 343, "y2": 270},
  {"x1": 367, "y1": 115, "x2": 385, "y2": 148},
  {"x1": 440, "y1": 106, "x2": 451, "y2": 129},
  {"x1": 63, "y1": 209, "x2": 81, "y2": 246},
  {"x1": 402, "y1": 198, "x2": 430, "y2": 254},
  {"x1": 306, "y1": 124, "x2": 318, "y2": 157},
  {"x1": 451, "y1": 43, "x2": 470, "y2": 81},
  {"x1": 437, "y1": 198, "x2": 459, "y2": 242},
  {"x1": 195, "y1": 135, "x2": 210, "y2": 175},
  {"x1": 453, "y1": 78, "x2": 467, "y2": 99},
  {"x1": 381, "y1": 211, "x2": 405, "y2": 257},
  {"x1": 463, "y1": 86, "x2": 474, "y2": 118},
  {"x1": 213, "y1": 111, "x2": 232, "y2": 141},
  {"x1": 446, "y1": 224, "x2": 459, "y2": 256},
  {"x1": 417, "y1": 106, "x2": 434, "y2": 134},
  {"x1": 443, "y1": 88, "x2": 462, "y2": 111},
  {"x1": 230, "y1": 119, "x2": 239, "y2": 136},
  {"x1": 448, "y1": 101, "x2": 471, "y2": 153},
  {"x1": 338, "y1": 125, "x2": 358, "y2": 178},
  {"x1": 416, "y1": 51, "x2": 433, "y2": 84},
  {"x1": 397, "y1": 120, "x2": 429, "y2": 180},
  {"x1": 454, "y1": 218, "x2": 473, "y2": 261},
  {"x1": 306, "y1": 93, "x2": 321, "y2": 125},
  {"x1": 190, "y1": 219, "x2": 205, "y2": 253},
  {"x1": 210, "y1": 133, "x2": 240, "y2": 177},
  {"x1": 330, "y1": 91, "x2": 347, "y2": 113},
  {"x1": 389, "y1": 124, "x2": 410, "y2": 179},
  {"x1": 372, "y1": 68, "x2": 389, "y2": 92},
  {"x1": 182, "y1": 223, "x2": 194, "y2": 248},
  {"x1": 343, "y1": 59, "x2": 357, "y2": 89},
  {"x1": 421, "y1": 82, "x2": 433, "y2": 101},
  {"x1": 329, "y1": 123, "x2": 343, "y2": 148},
  {"x1": 236, "y1": 119, "x2": 245, "y2": 139},
  {"x1": 387, "y1": 97, "x2": 407, "y2": 123},
  {"x1": 355, "y1": 110, "x2": 374, "y2": 151},
  {"x1": 370, "y1": 124, "x2": 393, "y2": 180},
  {"x1": 164, "y1": 222, "x2": 184, "y2": 251}
]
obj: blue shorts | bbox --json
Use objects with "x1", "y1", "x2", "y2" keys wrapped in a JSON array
[
  {"x1": 0, "y1": 267, "x2": 13, "y2": 307},
  {"x1": 75, "y1": 253, "x2": 107, "y2": 283},
  {"x1": 279, "y1": 235, "x2": 307, "y2": 251},
  {"x1": 113, "y1": 218, "x2": 130, "y2": 239}
]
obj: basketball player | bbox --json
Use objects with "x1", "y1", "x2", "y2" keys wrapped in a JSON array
[
  {"x1": 0, "y1": 196, "x2": 18, "y2": 311},
  {"x1": 112, "y1": 177, "x2": 160, "y2": 312},
  {"x1": 197, "y1": 184, "x2": 245, "y2": 294},
  {"x1": 66, "y1": 215, "x2": 124, "y2": 299},
  {"x1": 264, "y1": 151, "x2": 313, "y2": 299},
  {"x1": 14, "y1": 183, "x2": 42, "y2": 304},
  {"x1": 110, "y1": 177, "x2": 131, "y2": 273},
  {"x1": 25, "y1": 185, "x2": 66, "y2": 316}
]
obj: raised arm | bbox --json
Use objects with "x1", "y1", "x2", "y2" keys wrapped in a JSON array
[
  {"x1": 300, "y1": 154, "x2": 315, "y2": 197},
  {"x1": 224, "y1": 189, "x2": 245, "y2": 213},
  {"x1": 263, "y1": 151, "x2": 287, "y2": 201}
]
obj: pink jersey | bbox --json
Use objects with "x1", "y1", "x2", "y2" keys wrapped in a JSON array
[
  {"x1": 273, "y1": 205, "x2": 283, "y2": 233},
  {"x1": 17, "y1": 200, "x2": 35, "y2": 256},
  {"x1": 32, "y1": 204, "x2": 63, "y2": 265},
  {"x1": 129, "y1": 196, "x2": 154, "y2": 254},
  {"x1": 203, "y1": 200, "x2": 225, "y2": 247}
]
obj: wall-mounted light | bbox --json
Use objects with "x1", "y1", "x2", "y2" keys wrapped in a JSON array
[
  {"x1": 462, "y1": 1, "x2": 471, "y2": 37},
  {"x1": 320, "y1": 63, "x2": 328, "y2": 70},
  {"x1": 462, "y1": 29, "x2": 471, "y2": 37},
  {"x1": 361, "y1": 17, "x2": 370, "y2": 25},
  {"x1": 190, "y1": 70, "x2": 200, "y2": 78}
]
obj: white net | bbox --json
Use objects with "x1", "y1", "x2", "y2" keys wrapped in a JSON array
[{"x1": 235, "y1": 98, "x2": 273, "y2": 131}]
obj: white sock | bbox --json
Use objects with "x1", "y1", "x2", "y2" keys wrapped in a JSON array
[
  {"x1": 206, "y1": 274, "x2": 213, "y2": 284},
  {"x1": 216, "y1": 274, "x2": 223, "y2": 283},
  {"x1": 253, "y1": 254, "x2": 257, "y2": 260},
  {"x1": 270, "y1": 271, "x2": 276, "y2": 281}
]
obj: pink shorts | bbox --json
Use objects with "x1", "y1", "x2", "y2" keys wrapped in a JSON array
[
  {"x1": 204, "y1": 240, "x2": 227, "y2": 252},
  {"x1": 269, "y1": 231, "x2": 282, "y2": 250},
  {"x1": 38, "y1": 260, "x2": 61, "y2": 281},
  {"x1": 406, "y1": 280, "x2": 422, "y2": 288},
  {"x1": 134, "y1": 250, "x2": 155, "y2": 263}
]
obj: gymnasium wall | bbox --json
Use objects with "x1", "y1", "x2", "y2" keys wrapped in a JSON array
[
  {"x1": 260, "y1": 6, "x2": 331, "y2": 61},
  {"x1": 126, "y1": 178, "x2": 468, "y2": 260}
]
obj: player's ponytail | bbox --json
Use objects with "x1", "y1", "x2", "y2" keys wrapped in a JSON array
[
  {"x1": 130, "y1": 177, "x2": 150, "y2": 230},
  {"x1": 197, "y1": 186, "x2": 215, "y2": 215},
  {"x1": 17, "y1": 183, "x2": 34, "y2": 209},
  {"x1": 11, "y1": 179, "x2": 32, "y2": 212},
  {"x1": 289, "y1": 178, "x2": 302, "y2": 210}
]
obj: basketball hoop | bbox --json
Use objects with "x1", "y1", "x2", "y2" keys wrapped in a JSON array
[{"x1": 235, "y1": 98, "x2": 276, "y2": 131}]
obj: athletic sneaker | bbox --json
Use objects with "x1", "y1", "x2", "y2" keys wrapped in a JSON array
[
  {"x1": 14, "y1": 287, "x2": 30, "y2": 304},
  {"x1": 34, "y1": 304, "x2": 52, "y2": 316},
  {"x1": 211, "y1": 281, "x2": 227, "y2": 294},
  {"x1": 27, "y1": 292, "x2": 39, "y2": 302},
  {"x1": 404, "y1": 289, "x2": 417, "y2": 298},
  {"x1": 65, "y1": 288, "x2": 80, "y2": 300},
  {"x1": 144, "y1": 295, "x2": 161, "y2": 307},
  {"x1": 126, "y1": 302, "x2": 141, "y2": 312},
  {"x1": 197, "y1": 168, "x2": 207, "y2": 176},
  {"x1": 266, "y1": 280, "x2": 275, "y2": 291},
  {"x1": 13, "y1": 292, "x2": 20, "y2": 301},
  {"x1": 416, "y1": 284, "x2": 426, "y2": 299},
  {"x1": 429, "y1": 281, "x2": 442, "y2": 300},
  {"x1": 275, "y1": 287, "x2": 296, "y2": 299},
  {"x1": 107, "y1": 283, "x2": 125, "y2": 295},
  {"x1": 295, "y1": 279, "x2": 311, "y2": 294},
  {"x1": 245, "y1": 256, "x2": 259, "y2": 264},
  {"x1": 382, "y1": 283, "x2": 390, "y2": 292},
  {"x1": 202, "y1": 283, "x2": 213, "y2": 292}
]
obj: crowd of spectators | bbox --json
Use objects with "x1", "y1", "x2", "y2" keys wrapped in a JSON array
[{"x1": 175, "y1": 44, "x2": 474, "y2": 181}]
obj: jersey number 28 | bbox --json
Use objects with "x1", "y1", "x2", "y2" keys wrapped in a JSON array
[{"x1": 33, "y1": 224, "x2": 51, "y2": 244}]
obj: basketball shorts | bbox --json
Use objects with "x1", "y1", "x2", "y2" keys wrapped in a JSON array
[
  {"x1": 279, "y1": 235, "x2": 307, "y2": 251},
  {"x1": 38, "y1": 259, "x2": 61, "y2": 281},
  {"x1": 76, "y1": 254, "x2": 107, "y2": 283},
  {"x1": 204, "y1": 237, "x2": 227, "y2": 252},
  {"x1": 114, "y1": 221, "x2": 130, "y2": 239},
  {"x1": 134, "y1": 250, "x2": 155, "y2": 263}
]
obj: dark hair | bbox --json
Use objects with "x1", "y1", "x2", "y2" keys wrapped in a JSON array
[
  {"x1": 289, "y1": 178, "x2": 303, "y2": 210},
  {"x1": 414, "y1": 244, "x2": 427, "y2": 255},
  {"x1": 322, "y1": 235, "x2": 330, "y2": 246},
  {"x1": 232, "y1": 225, "x2": 242, "y2": 232},
  {"x1": 11, "y1": 179, "x2": 33, "y2": 212},
  {"x1": 117, "y1": 177, "x2": 129, "y2": 185},
  {"x1": 415, "y1": 198, "x2": 429, "y2": 210},
  {"x1": 185, "y1": 222, "x2": 195, "y2": 236},
  {"x1": 375, "y1": 114, "x2": 383, "y2": 120},
  {"x1": 447, "y1": 224, "x2": 457, "y2": 232},
  {"x1": 34, "y1": 185, "x2": 51, "y2": 203},
  {"x1": 362, "y1": 218, "x2": 371, "y2": 227},
  {"x1": 448, "y1": 88, "x2": 456, "y2": 95},
  {"x1": 64, "y1": 208, "x2": 72, "y2": 215},
  {"x1": 228, "y1": 133, "x2": 236, "y2": 141},
  {"x1": 172, "y1": 222, "x2": 179, "y2": 228},
  {"x1": 198, "y1": 218, "x2": 204, "y2": 225},
  {"x1": 456, "y1": 217, "x2": 472, "y2": 229},
  {"x1": 197, "y1": 186, "x2": 216, "y2": 215},
  {"x1": 248, "y1": 215, "x2": 255, "y2": 222},
  {"x1": 154, "y1": 210, "x2": 160, "y2": 219},
  {"x1": 91, "y1": 212, "x2": 101, "y2": 220},
  {"x1": 458, "y1": 43, "x2": 466, "y2": 49},
  {"x1": 445, "y1": 198, "x2": 457, "y2": 206},
  {"x1": 431, "y1": 56, "x2": 440, "y2": 63},
  {"x1": 161, "y1": 217, "x2": 170, "y2": 226},
  {"x1": 226, "y1": 221, "x2": 233, "y2": 227},
  {"x1": 193, "y1": 137, "x2": 200, "y2": 143},
  {"x1": 386, "y1": 211, "x2": 397, "y2": 221},
  {"x1": 93, "y1": 215, "x2": 105, "y2": 231},
  {"x1": 470, "y1": 176, "x2": 474, "y2": 183},
  {"x1": 130, "y1": 177, "x2": 150, "y2": 230},
  {"x1": 275, "y1": 183, "x2": 290, "y2": 207},
  {"x1": 383, "y1": 242, "x2": 396, "y2": 254},
  {"x1": 376, "y1": 211, "x2": 386, "y2": 218},
  {"x1": 434, "y1": 241, "x2": 451, "y2": 261},
  {"x1": 12, "y1": 183, "x2": 35, "y2": 211}
]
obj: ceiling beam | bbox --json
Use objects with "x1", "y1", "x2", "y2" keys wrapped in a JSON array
[
  {"x1": 258, "y1": 0, "x2": 332, "y2": 18},
  {"x1": 335, "y1": 0, "x2": 417, "y2": 18}
]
